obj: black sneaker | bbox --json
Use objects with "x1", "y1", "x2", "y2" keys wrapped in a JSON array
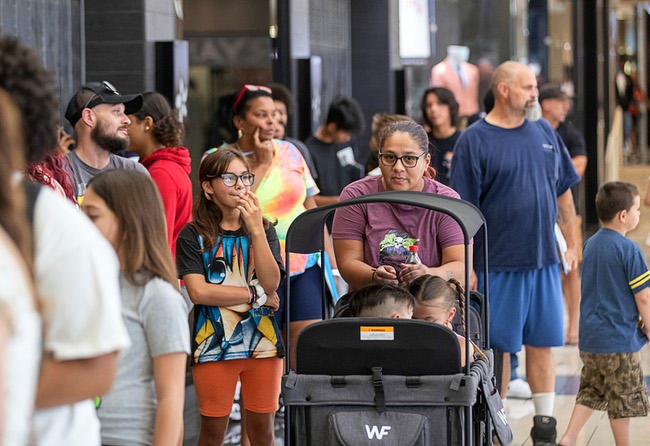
[{"x1": 530, "y1": 415, "x2": 557, "y2": 445}]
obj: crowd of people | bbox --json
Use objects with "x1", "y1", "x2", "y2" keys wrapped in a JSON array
[{"x1": 0, "y1": 32, "x2": 649, "y2": 446}]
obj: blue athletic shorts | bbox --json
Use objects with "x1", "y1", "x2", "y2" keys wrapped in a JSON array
[
  {"x1": 277, "y1": 265, "x2": 325, "y2": 327},
  {"x1": 477, "y1": 264, "x2": 563, "y2": 352}
]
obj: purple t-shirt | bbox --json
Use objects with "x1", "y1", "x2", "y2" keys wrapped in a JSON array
[{"x1": 332, "y1": 176, "x2": 466, "y2": 275}]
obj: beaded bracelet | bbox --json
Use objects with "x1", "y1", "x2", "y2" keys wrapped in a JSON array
[{"x1": 248, "y1": 286, "x2": 257, "y2": 305}]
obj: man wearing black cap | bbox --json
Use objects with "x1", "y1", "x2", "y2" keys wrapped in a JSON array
[
  {"x1": 65, "y1": 81, "x2": 148, "y2": 203},
  {"x1": 539, "y1": 84, "x2": 588, "y2": 349}
]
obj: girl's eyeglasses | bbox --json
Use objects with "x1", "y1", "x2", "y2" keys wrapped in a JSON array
[
  {"x1": 233, "y1": 84, "x2": 272, "y2": 115},
  {"x1": 220, "y1": 172, "x2": 255, "y2": 187}
]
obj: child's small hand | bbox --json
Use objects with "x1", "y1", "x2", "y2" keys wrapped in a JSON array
[{"x1": 237, "y1": 190, "x2": 264, "y2": 233}]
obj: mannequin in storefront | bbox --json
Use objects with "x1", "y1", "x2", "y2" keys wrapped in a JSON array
[{"x1": 430, "y1": 45, "x2": 480, "y2": 118}]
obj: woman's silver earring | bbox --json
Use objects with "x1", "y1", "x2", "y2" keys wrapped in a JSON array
[
  {"x1": 238, "y1": 129, "x2": 243, "y2": 139},
  {"x1": 204, "y1": 191, "x2": 211, "y2": 200}
]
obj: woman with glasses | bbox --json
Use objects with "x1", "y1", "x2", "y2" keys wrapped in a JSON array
[
  {"x1": 176, "y1": 148, "x2": 284, "y2": 446},
  {"x1": 226, "y1": 84, "x2": 337, "y2": 371},
  {"x1": 420, "y1": 87, "x2": 461, "y2": 186},
  {"x1": 332, "y1": 120, "x2": 467, "y2": 291}
]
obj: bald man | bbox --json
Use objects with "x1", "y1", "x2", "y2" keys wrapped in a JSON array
[{"x1": 451, "y1": 62, "x2": 580, "y2": 442}]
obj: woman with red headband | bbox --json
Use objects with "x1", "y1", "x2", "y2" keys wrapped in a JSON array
[{"x1": 227, "y1": 85, "x2": 337, "y2": 369}]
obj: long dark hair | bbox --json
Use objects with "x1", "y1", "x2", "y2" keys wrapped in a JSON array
[
  {"x1": 420, "y1": 87, "x2": 460, "y2": 128},
  {"x1": 132, "y1": 91, "x2": 184, "y2": 147},
  {"x1": 0, "y1": 88, "x2": 32, "y2": 264},
  {"x1": 87, "y1": 170, "x2": 178, "y2": 290},
  {"x1": 193, "y1": 148, "x2": 272, "y2": 252}
]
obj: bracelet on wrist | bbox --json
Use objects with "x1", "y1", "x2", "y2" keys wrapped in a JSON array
[
  {"x1": 248, "y1": 286, "x2": 256, "y2": 305},
  {"x1": 371, "y1": 268, "x2": 377, "y2": 284}
]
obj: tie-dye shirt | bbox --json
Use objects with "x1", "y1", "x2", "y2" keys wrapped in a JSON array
[
  {"x1": 176, "y1": 224, "x2": 285, "y2": 363},
  {"x1": 255, "y1": 139, "x2": 320, "y2": 276}
]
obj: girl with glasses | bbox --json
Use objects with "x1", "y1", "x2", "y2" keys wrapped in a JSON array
[
  {"x1": 81, "y1": 169, "x2": 190, "y2": 446},
  {"x1": 176, "y1": 148, "x2": 284, "y2": 446},
  {"x1": 332, "y1": 120, "x2": 467, "y2": 291}
]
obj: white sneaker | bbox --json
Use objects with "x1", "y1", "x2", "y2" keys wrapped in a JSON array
[
  {"x1": 229, "y1": 401, "x2": 241, "y2": 421},
  {"x1": 508, "y1": 378, "x2": 532, "y2": 399}
]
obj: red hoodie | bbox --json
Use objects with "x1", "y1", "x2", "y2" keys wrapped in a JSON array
[{"x1": 141, "y1": 147, "x2": 192, "y2": 259}]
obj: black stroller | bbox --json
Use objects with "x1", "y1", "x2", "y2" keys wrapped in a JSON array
[{"x1": 281, "y1": 191, "x2": 511, "y2": 445}]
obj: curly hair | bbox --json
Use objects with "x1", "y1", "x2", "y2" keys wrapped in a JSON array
[
  {"x1": 25, "y1": 152, "x2": 76, "y2": 203},
  {"x1": 131, "y1": 91, "x2": 184, "y2": 147},
  {"x1": 0, "y1": 35, "x2": 60, "y2": 163}
]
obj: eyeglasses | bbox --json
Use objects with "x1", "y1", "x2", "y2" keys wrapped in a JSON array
[
  {"x1": 220, "y1": 172, "x2": 255, "y2": 187},
  {"x1": 82, "y1": 81, "x2": 120, "y2": 110},
  {"x1": 378, "y1": 152, "x2": 427, "y2": 168},
  {"x1": 233, "y1": 84, "x2": 272, "y2": 115}
]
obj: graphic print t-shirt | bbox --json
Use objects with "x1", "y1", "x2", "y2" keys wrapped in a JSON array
[{"x1": 176, "y1": 224, "x2": 285, "y2": 363}]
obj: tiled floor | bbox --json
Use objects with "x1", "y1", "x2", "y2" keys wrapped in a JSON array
[{"x1": 507, "y1": 163, "x2": 650, "y2": 445}]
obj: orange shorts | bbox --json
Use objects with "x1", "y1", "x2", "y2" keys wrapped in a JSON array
[{"x1": 192, "y1": 357, "x2": 283, "y2": 417}]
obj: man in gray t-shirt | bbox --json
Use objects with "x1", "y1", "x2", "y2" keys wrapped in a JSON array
[{"x1": 64, "y1": 81, "x2": 148, "y2": 203}]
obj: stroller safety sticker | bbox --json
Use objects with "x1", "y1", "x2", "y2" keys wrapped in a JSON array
[{"x1": 360, "y1": 326, "x2": 394, "y2": 340}]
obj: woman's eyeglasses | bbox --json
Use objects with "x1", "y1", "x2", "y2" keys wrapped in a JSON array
[
  {"x1": 378, "y1": 152, "x2": 427, "y2": 168},
  {"x1": 220, "y1": 172, "x2": 255, "y2": 187},
  {"x1": 233, "y1": 84, "x2": 272, "y2": 115}
]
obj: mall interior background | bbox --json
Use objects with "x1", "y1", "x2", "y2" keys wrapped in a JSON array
[{"x1": 1, "y1": 0, "x2": 649, "y2": 231}]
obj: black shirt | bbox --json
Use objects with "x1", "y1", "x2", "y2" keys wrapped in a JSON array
[
  {"x1": 304, "y1": 135, "x2": 364, "y2": 196},
  {"x1": 557, "y1": 121, "x2": 587, "y2": 214},
  {"x1": 428, "y1": 130, "x2": 461, "y2": 186}
]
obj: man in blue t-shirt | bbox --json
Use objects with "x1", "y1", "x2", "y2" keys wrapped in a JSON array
[
  {"x1": 559, "y1": 182, "x2": 650, "y2": 446},
  {"x1": 451, "y1": 61, "x2": 580, "y2": 443}
]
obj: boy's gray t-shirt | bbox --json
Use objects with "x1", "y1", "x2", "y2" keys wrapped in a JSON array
[
  {"x1": 65, "y1": 150, "x2": 149, "y2": 202},
  {"x1": 99, "y1": 275, "x2": 190, "y2": 446}
]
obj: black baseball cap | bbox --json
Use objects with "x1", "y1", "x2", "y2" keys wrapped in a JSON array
[{"x1": 65, "y1": 81, "x2": 143, "y2": 127}]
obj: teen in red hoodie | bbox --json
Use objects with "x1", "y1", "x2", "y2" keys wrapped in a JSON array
[{"x1": 128, "y1": 92, "x2": 192, "y2": 259}]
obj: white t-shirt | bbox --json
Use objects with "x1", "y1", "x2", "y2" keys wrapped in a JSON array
[
  {"x1": 32, "y1": 187, "x2": 131, "y2": 446},
  {"x1": 0, "y1": 231, "x2": 41, "y2": 445}
]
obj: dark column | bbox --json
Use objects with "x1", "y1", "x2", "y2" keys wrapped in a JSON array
[
  {"x1": 84, "y1": 0, "x2": 176, "y2": 95},
  {"x1": 273, "y1": 0, "x2": 291, "y2": 87},
  {"x1": 528, "y1": 0, "x2": 548, "y2": 80},
  {"x1": 575, "y1": 0, "x2": 602, "y2": 229},
  {"x1": 351, "y1": 0, "x2": 394, "y2": 160}
]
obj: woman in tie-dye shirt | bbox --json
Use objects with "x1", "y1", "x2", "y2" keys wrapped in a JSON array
[{"x1": 230, "y1": 84, "x2": 336, "y2": 368}]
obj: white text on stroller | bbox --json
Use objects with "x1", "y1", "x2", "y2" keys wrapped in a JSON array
[{"x1": 365, "y1": 425, "x2": 391, "y2": 439}]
